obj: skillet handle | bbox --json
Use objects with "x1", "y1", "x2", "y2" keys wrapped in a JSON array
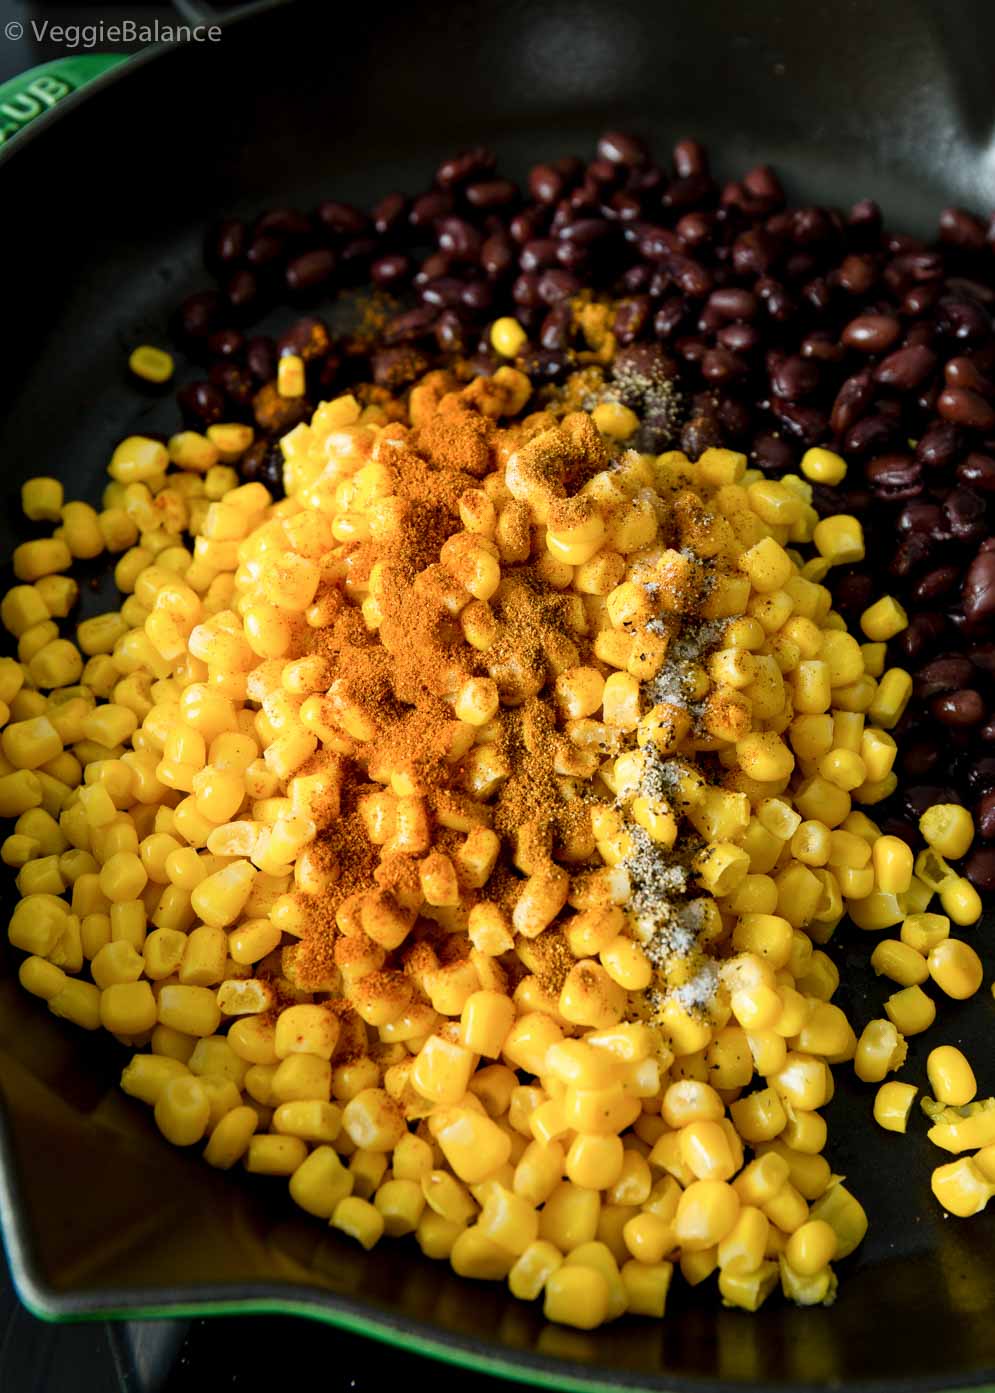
[{"x1": 0, "y1": 55, "x2": 128, "y2": 150}]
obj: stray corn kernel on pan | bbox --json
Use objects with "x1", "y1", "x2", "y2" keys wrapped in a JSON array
[{"x1": 3, "y1": 132, "x2": 993, "y2": 1336}]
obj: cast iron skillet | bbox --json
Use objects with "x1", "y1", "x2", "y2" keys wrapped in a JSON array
[{"x1": 0, "y1": 2, "x2": 993, "y2": 1388}]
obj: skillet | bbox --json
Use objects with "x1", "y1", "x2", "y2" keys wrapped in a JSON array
[{"x1": 0, "y1": 2, "x2": 992, "y2": 1387}]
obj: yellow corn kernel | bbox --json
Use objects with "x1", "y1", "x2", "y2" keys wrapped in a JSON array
[
  {"x1": 490, "y1": 317, "x2": 528, "y2": 358},
  {"x1": 245, "y1": 1134, "x2": 308, "y2": 1177},
  {"x1": 867, "y1": 668, "x2": 912, "y2": 729},
  {"x1": 129, "y1": 345, "x2": 174, "y2": 383},
  {"x1": 800, "y1": 447, "x2": 846, "y2": 486},
  {"x1": 860, "y1": 595, "x2": 907, "y2": 642},
  {"x1": 938, "y1": 876, "x2": 983, "y2": 927},
  {"x1": 931, "y1": 1158, "x2": 994, "y2": 1218},
  {"x1": 870, "y1": 938, "x2": 929, "y2": 987},
  {"x1": 917, "y1": 803, "x2": 974, "y2": 861},
  {"x1": 927, "y1": 1046, "x2": 977, "y2": 1107},
  {"x1": 154, "y1": 1075, "x2": 210, "y2": 1146},
  {"x1": 673, "y1": 1180, "x2": 741, "y2": 1252},
  {"x1": 543, "y1": 1264, "x2": 611, "y2": 1330},
  {"x1": 812, "y1": 514, "x2": 864, "y2": 565},
  {"x1": 884, "y1": 985, "x2": 936, "y2": 1036},
  {"x1": 873, "y1": 1080, "x2": 918, "y2": 1133},
  {"x1": 927, "y1": 938, "x2": 983, "y2": 999},
  {"x1": 901, "y1": 912, "x2": 949, "y2": 955},
  {"x1": 871, "y1": 836, "x2": 914, "y2": 894}
]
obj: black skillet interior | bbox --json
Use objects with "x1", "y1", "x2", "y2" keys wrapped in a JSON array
[{"x1": 0, "y1": 1, "x2": 994, "y2": 1389}]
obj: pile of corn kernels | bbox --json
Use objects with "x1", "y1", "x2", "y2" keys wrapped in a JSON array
[{"x1": 3, "y1": 366, "x2": 992, "y2": 1330}]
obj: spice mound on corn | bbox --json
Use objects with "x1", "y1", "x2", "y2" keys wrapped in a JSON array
[{"x1": 4, "y1": 365, "x2": 989, "y2": 1330}]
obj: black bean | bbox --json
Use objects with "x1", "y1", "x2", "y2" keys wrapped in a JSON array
[
  {"x1": 622, "y1": 264, "x2": 654, "y2": 293},
  {"x1": 944, "y1": 355, "x2": 995, "y2": 398},
  {"x1": 509, "y1": 208, "x2": 546, "y2": 245},
  {"x1": 528, "y1": 164, "x2": 565, "y2": 205},
  {"x1": 555, "y1": 242, "x2": 591, "y2": 274},
  {"x1": 681, "y1": 415, "x2": 723, "y2": 459},
  {"x1": 899, "y1": 502, "x2": 944, "y2": 535},
  {"x1": 277, "y1": 317, "x2": 331, "y2": 361},
  {"x1": 256, "y1": 208, "x2": 311, "y2": 240},
  {"x1": 177, "y1": 380, "x2": 225, "y2": 425},
  {"x1": 936, "y1": 295, "x2": 993, "y2": 344},
  {"x1": 890, "y1": 534, "x2": 935, "y2": 578},
  {"x1": 597, "y1": 130, "x2": 648, "y2": 165},
  {"x1": 964, "y1": 845, "x2": 995, "y2": 889},
  {"x1": 874, "y1": 345, "x2": 937, "y2": 391},
  {"x1": 409, "y1": 191, "x2": 454, "y2": 230},
  {"x1": 246, "y1": 336, "x2": 276, "y2": 382},
  {"x1": 903, "y1": 785, "x2": 962, "y2": 819},
  {"x1": 965, "y1": 757, "x2": 995, "y2": 795},
  {"x1": 663, "y1": 174, "x2": 716, "y2": 211},
  {"x1": 931, "y1": 689, "x2": 986, "y2": 727},
  {"x1": 207, "y1": 328, "x2": 244, "y2": 360},
  {"x1": 937, "y1": 387, "x2": 995, "y2": 430},
  {"x1": 843, "y1": 413, "x2": 898, "y2": 458},
  {"x1": 518, "y1": 347, "x2": 570, "y2": 381},
  {"x1": 559, "y1": 218, "x2": 614, "y2": 246},
  {"x1": 226, "y1": 269, "x2": 259, "y2": 314},
  {"x1": 975, "y1": 791, "x2": 995, "y2": 840},
  {"x1": 744, "y1": 164, "x2": 785, "y2": 207},
  {"x1": 830, "y1": 370, "x2": 874, "y2": 436},
  {"x1": 837, "y1": 253, "x2": 877, "y2": 294},
  {"x1": 962, "y1": 547, "x2": 995, "y2": 624},
  {"x1": 315, "y1": 201, "x2": 369, "y2": 238},
  {"x1": 841, "y1": 313, "x2": 901, "y2": 352},
  {"x1": 285, "y1": 249, "x2": 335, "y2": 293},
  {"x1": 900, "y1": 740, "x2": 940, "y2": 779},
  {"x1": 480, "y1": 235, "x2": 514, "y2": 278},
  {"x1": 209, "y1": 361, "x2": 254, "y2": 408},
  {"x1": 939, "y1": 206, "x2": 988, "y2": 250},
  {"x1": 420, "y1": 277, "x2": 465, "y2": 309},
  {"x1": 460, "y1": 280, "x2": 494, "y2": 312},
  {"x1": 539, "y1": 305, "x2": 572, "y2": 351},
  {"x1": 915, "y1": 421, "x2": 963, "y2": 471},
  {"x1": 434, "y1": 309, "x2": 469, "y2": 352},
  {"x1": 866, "y1": 452, "x2": 922, "y2": 499},
  {"x1": 770, "y1": 354, "x2": 820, "y2": 401},
  {"x1": 718, "y1": 323, "x2": 760, "y2": 354},
  {"x1": 732, "y1": 229, "x2": 779, "y2": 276},
  {"x1": 613, "y1": 296, "x2": 651, "y2": 345},
  {"x1": 519, "y1": 239, "x2": 559, "y2": 272},
  {"x1": 751, "y1": 433, "x2": 795, "y2": 473},
  {"x1": 701, "y1": 348, "x2": 748, "y2": 385},
  {"x1": 436, "y1": 217, "x2": 481, "y2": 262},
  {"x1": 705, "y1": 288, "x2": 756, "y2": 322},
  {"x1": 413, "y1": 252, "x2": 452, "y2": 289},
  {"x1": 673, "y1": 139, "x2": 708, "y2": 178},
  {"x1": 511, "y1": 272, "x2": 541, "y2": 308},
  {"x1": 373, "y1": 192, "x2": 408, "y2": 237},
  {"x1": 914, "y1": 566, "x2": 962, "y2": 603},
  {"x1": 537, "y1": 270, "x2": 581, "y2": 305},
  {"x1": 676, "y1": 211, "x2": 714, "y2": 248},
  {"x1": 833, "y1": 571, "x2": 875, "y2": 614},
  {"x1": 383, "y1": 305, "x2": 437, "y2": 344},
  {"x1": 770, "y1": 401, "x2": 828, "y2": 445},
  {"x1": 466, "y1": 179, "x2": 518, "y2": 210},
  {"x1": 208, "y1": 219, "x2": 246, "y2": 267},
  {"x1": 801, "y1": 330, "x2": 844, "y2": 363},
  {"x1": 371, "y1": 253, "x2": 412, "y2": 289},
  {"x1": 372, "y1": 344, "x2": 430, "y2": 389},
  {"x1": 179, "y1": 291, "x2": 224, "y2": 340},
  {"x1": 677, "y1": 337, "x2": 709, "y2": 365},
  {"x1": 943, "y1": 488, "x2": 988, "y2": 541},
  {"x1": 436, "y1": 147, "x2": 496, "y2": 189}
]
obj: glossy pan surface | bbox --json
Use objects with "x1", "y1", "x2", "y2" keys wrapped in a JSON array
[{"x1": 0, "y1": 3, "x2": 993, "y2": 1388}]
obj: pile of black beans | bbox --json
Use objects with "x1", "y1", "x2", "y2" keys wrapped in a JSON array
[{"x1": 169, "y1": 132, "x2": 995, "y2": 889}]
